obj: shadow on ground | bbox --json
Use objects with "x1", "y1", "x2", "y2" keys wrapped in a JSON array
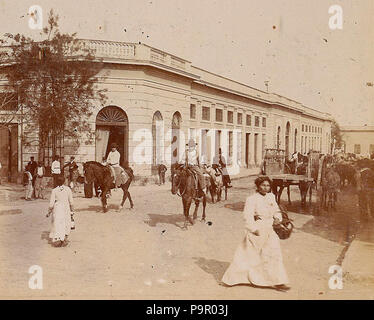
[
  {"x1": 75, "y1": 205, "x2": 118, "y2": 213},
  {"x1": 144, "y1": 213, "x2": 185, "y2": 229},
  {"x1": 0, "y1": 209, "x2": 22, "y2": 216},
  {"x1": 192, "y1": 257, "x2": 230, "y2": 284},
  {"x1": 41, "y1": 231, "x2": 53, "y2": 245}
]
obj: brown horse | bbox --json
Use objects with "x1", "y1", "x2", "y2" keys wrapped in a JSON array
[
  {"x1": 171, "y1": 164, "x2": 207, "y2": 229},
  {"x1": 320, "y1": 155, "x2": 341, "y2": 211},
  {"x1": 83, "y1": 161, "x2": 133, "y2": 212}
]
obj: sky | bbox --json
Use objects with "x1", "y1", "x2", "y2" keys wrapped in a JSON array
[{"x1": 0, "y1": 0, "x2": 373, "y2": 126}]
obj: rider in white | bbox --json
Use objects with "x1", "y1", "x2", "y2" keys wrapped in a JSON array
[
  {"x1": 106, "y1": 143, "x2": 126, "y2": 187},
  {"x1": 107, "y1": 145, "x2": 121, "y2": 167}
]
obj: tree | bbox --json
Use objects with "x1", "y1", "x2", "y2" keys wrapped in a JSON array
[
  {"x1": 0, "y1": 10, "x2": 107, "y2": 164},
  {"x1": 331, "y1": 118, "x2": 343, "y2": 151}
]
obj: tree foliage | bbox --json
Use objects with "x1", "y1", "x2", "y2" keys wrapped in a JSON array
[
  {"x1": 331, "y1": 118, "x2": 343, "y2": 149},
  {"x1": 0, "y1": 10, "x2": 107, "y2": 159}
]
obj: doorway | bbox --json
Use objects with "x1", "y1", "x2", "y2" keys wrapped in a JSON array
[{"x1": 95, "y1": 106, "x2": 128, "y2": 166}]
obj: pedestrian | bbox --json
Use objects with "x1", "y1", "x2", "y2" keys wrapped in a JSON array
[
  {"x1": 64, "y1": 156, "x2": 79, "y2": 192},
  {"x1": 34, "y1": 162, "x2": 46, "y2": 199},
  {"x1": 23, "y1": 166, "x2": 33, "y2": 201},
  {"x1": 0, "y1": 161, "x2": 2, "y2": 185},
  {"x1": 46, "y1": 175, "x2": 74, "y2": 247},
  {"x1": 158, "y1": 161, "x2": 167, "y2": 185},
  {"x1": 27, "y1": 156, "x2": 38, "y2": 197},
  {"x1": 222, "y1": 176, "x2": 290, "y2": 292},
  {"x1": 51, "y1": 155, "x2": 61, "y2": 188}
]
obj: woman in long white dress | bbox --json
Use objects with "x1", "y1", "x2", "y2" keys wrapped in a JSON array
[
  {"x1": 222, "y1": 176, "x2": 290, "y2": 292},
  {"x1": 47, "y1": 175, "x2": 74, "y2": 247}
]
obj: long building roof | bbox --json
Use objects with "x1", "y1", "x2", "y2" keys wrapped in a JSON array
[{"x1": 1, "y1": 39, "x2": 332, "y2": 122}]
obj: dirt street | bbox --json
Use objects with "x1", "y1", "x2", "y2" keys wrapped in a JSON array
[{"x1": 0, "y1": 177, "x2": 373, "y2": 299}]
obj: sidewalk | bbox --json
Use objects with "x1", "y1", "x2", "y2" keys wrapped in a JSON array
[
  {"x1": 231, "y1": 167, "x2": 260, "y2": 180},
  {"x1": 342, "y1": 221, "x2": 374, "y2": 284}
]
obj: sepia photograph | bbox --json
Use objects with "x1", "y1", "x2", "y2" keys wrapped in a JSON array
[{"x1": 0, "y1": 0, "x2": 373, "y2": 303}]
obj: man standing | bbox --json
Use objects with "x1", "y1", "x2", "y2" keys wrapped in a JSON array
[
  {"x1": 51, "y1": 156, "x2": 61, "y2": 188},
  {"x1": 158, "y1": 161, "x2": 167, "y2": 185},
  {"x1": 28, "y1": 156, "x2": 38, "y2": 196},
  {"x1": 23, "y1": 165, "x2": 33, "y2": 201},
  {"x1": 213, "y1": 148, "x2": 232, "y2": 188},
  {"x1": 34, "y1": 162, "x2": 46, "y2": 199},
  {"x1": 64, "y1": 156, "x2": 79, "y2": 191},
  {"x1": 180, "y1": 139, "x2": 206, "y2": 199}
]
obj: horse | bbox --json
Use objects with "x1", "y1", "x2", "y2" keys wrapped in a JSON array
[
  {"x1": 171, "y1": 164, "x2": 207, "y2": 229},
  {"x1": 212, "y1": 164, "x2": 229, "y2": 201},
  {"x1": 83, "y1": 161, "x2": 133, "y2": 212},
  {"x1": 335, "y1": 161, "x2": 356, "y2": 188},
  {"x1": 320, "y1": 155, "x2": 341, "y2": 211},
  {"x1": 354, "y1": 161, "x2": 374, "y2": 220},
  {"x1": 207, "y1": 171, "x2": 224, "y2": 203}
]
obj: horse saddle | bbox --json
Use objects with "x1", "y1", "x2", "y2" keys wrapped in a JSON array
[{"x1": 108, "y1": 165, "x2": 129, "y2": 187}]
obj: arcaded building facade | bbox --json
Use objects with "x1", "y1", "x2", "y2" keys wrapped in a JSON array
[{"x1": 1, "y1": 40, "x2": 333, "y2": 180}]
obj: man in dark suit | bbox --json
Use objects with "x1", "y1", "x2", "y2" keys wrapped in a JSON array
[
  {"x1": 27, "y1": 156, "x2": 38, "y2": 197},
  {"x1": 158, "y1": 161, "x2": 167, "y2": 185}
]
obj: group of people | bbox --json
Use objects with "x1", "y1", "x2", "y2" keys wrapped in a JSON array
[
  {"x1": 19, "y1": 141, "x2": 292, "y2": 292},
  {"x1": 23, "y1": 157, "x2": 46, "y2": 200},
  {"x1": 23, "y1": 155, "x2": 79, "y2": 201}
]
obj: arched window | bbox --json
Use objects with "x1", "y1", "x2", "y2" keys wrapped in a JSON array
[
  {"x1": 285, "y1": 122, "x2": 290, "y2": 158},
  {"x1": 152, "y1": 111, "x2": 164, "y2": 170},
  {"x1": 294, "y1": 129, "x2": 298, "y2": 153},
  {"x1": 277, "y1": 126, "x2": 281, "y2": 149},
  {"x1": 171, "y1": 112, "x2": 182, "y2": 165}
]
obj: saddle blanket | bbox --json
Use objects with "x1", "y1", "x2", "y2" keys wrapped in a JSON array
[{"x1": 112, "y1": 167, "x2": 129, "y2": 187}]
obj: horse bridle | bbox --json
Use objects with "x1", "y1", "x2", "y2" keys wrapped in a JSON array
[{"x1": 173, "y1": 171, "x2": 187, "y2": 197}]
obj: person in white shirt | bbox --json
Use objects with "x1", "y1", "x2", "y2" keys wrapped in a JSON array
[
  {"x1": 51, "y1": 156, "x2": 61, "y2": 188},
  {"x1": 180, "y1": 139, "x2": 206, "y2": 198},
  {"x1": 105, "y1": 143, "x2": 127, "y2": 187},
  {"x1": 34, "y1": 162, "x2": 46, "y2": 199},
  {"x1": 23, "y1": 166, "x2": 33, "y2": 200}
]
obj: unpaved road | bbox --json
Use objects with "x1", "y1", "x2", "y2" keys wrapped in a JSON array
[{"x1": 0, "y1": 177, "x2": 373, "y2": 299}]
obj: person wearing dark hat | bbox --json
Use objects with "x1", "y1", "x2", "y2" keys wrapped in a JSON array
[
  {"x1": 105, "y1": 143, "x2": 128, "y2": 187},
  {"x1": 181, "y1": 138, "x2": 206, "y2": 199},
  {"x1": 63, "y1": 156, "x2": 79, "y2": 191}
]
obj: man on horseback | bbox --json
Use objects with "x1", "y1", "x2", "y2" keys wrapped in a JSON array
[
  {"x1": 212, "y1": 148, "x2": 232, "y2": 188},
  {"x1": 105, "y1": 143, "x2": 129, "y2": 188},
  {"x1": 181, "y1": 139, "x2": 206, "y2": 200}
]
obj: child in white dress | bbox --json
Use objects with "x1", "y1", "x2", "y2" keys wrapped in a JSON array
[{"x1": 47, "y1": 175, "x2": 74, "y2": 247}]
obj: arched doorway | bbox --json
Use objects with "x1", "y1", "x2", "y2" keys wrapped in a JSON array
[
  {"x1": 171, "y1": 112, "x2": 182, "y2": 165},
  {"x1": 285, "y1": 122, "x2": 290, "y2": 159},
  {"x1": 277, "y1": 126, "x2": 281, "y2": 149},
  {"x1": 152, "y1": 111, "x2": 164, "y2": 172},
  {"x1": 294, "y1": 128, "x2": 297, "y2": 153},
  {"x1": 95, "y1": 106, "x2": 128, "y2": 166}
]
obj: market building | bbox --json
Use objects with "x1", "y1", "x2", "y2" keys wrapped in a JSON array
[
  {"x1": 341, "y1": 125, "x2": 374, "y2": 157},
  {"x1": 0, "y1": 39, "x2": 333, "y2": 181}
]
